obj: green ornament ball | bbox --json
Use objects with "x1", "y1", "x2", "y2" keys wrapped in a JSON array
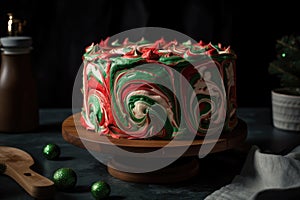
[
  {"x1": 53, "y1": 167, "x2": 77, "y2": 191},
  {"x1": 91, "y1": 180, "x2": 111, "y2": 199},
  {"x1": 43, "y1": 143, "x2": 61, "y2": 160}
]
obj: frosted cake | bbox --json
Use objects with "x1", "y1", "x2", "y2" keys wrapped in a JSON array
[{"x1": 80, "y1": 38, "x2": 237, "y2": 139}]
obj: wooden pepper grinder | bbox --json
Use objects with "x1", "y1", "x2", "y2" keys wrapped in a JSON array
[{"x1": 0, "y1": 36, "x2": 39, "y2": 132}]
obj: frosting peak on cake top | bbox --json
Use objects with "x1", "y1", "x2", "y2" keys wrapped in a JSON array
[{"x1": 83, "y1": 37, "x2": 236, "y2": 64}]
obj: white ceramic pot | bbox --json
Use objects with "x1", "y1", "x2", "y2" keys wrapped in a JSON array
[{"x1": 271, "y1": 88, "x2": 300, "y2": 131}]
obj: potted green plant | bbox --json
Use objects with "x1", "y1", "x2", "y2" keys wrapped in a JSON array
[{"x1": 268, "y1": 34, "x2": 300, "y2": 131}]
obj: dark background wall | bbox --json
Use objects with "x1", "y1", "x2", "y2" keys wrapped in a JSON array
[{"x1": 0, "y1": 0, "x2": 299, "y2": 108}]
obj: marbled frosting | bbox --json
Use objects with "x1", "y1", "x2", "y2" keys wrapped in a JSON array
[{"x1": 80, "y1": 38, "x2": 237, "y2": 139}]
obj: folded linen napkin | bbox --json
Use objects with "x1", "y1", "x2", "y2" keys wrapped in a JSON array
[{"x1": 204, "y1": 145, "x2": 300, "y2": 200}]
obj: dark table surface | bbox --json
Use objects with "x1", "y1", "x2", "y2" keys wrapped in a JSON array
[{"x1": 1, "y1": 107, "x2": 300, "y2": 200}]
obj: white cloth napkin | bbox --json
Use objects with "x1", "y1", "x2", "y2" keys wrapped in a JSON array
[{"x1": 204, "y1": 145, "x2": 300, "y2": 200}]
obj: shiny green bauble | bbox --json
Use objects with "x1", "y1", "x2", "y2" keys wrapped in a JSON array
[
  {"x1": 43, "y1": 143, "x2": 60, "y2": 160},
  {"x1": 91, "y1": 180, "x2": 111, "y2": 199},
  {"x1": 53, "y1": 167, "x2": 77, "y2": 191}
]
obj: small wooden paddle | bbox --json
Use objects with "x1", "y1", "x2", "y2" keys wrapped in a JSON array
[{"x1": 0, "y1": 146, "x2": 55, "y2": 199}]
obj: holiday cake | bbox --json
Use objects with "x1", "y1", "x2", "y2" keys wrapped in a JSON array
[{"x1": 80, "y1": 38, "x2": 237, "y2": 139}]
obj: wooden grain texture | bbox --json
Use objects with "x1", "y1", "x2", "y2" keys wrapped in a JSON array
[
  {"x1": 107, "y1": 158, "x2": 200, "y2": 184},
  {"x1": 0, "y1": 146, "x2": 55, "y2": 199}
]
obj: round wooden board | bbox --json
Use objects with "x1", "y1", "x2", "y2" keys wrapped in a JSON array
[
  {"x1": 107, "y1": 157, "x2": 200, "y2": 184},
  {"x1": 62, "y1": 113, "x2": 247, "y2": 157},
  {"x1": 62, "y1": 113, "x2": 247, "y2": 183}
]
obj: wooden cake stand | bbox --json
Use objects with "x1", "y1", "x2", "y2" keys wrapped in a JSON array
[{"x1": 62, "y1": 113, "x2": 247, "y2": 184}]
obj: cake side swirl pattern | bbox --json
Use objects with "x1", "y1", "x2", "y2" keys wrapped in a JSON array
[{"x1": 80, "y1": 38, "x2": 237, "y2": 139}]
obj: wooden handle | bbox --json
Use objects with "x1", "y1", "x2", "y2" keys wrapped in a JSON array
[{"x1": 5, "y1": 164, "x2": 55, "y2": 199}]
